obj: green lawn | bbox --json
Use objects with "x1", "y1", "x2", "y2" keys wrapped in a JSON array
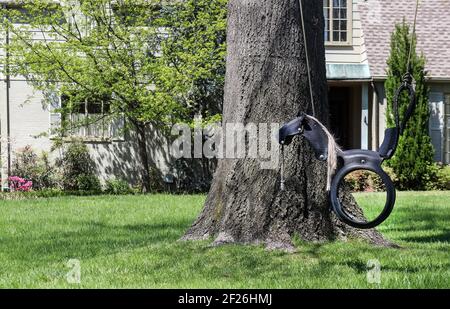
[{"x1": 0, "y1": 192, "x2": 449, "y2": 288}]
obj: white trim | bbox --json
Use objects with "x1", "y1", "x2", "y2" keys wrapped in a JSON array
[{"x1": 324, "y1": 0, "x2": 353, "y2": 46}]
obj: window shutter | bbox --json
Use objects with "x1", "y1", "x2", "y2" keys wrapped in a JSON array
[
  {"x1": 444, "y1": 95, "x2": 450, "y2": 164},
  {"x1": 429, "y1": 92, "x2": 444, "y2": 162}
]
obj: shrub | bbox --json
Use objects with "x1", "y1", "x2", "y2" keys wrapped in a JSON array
[
  {"x1": 384, "y1": 21, "x2": 435, "y2": 190},
  {"x1": 31, "y1": 188, "x2": 65, "y2": 198},
  {"x1": 36, "y1": 151, "x2": 58, "y2": 189},
  {"x1": 76, "y1": 175, "x2": 102, "y2": 193},
  {"x1": 437, "y1": 165, "x2": 450, "y2": 190},
  {"x1": 344, "y1": 170, "x2": 369, "y2": 192},
  {"x1": 11, "y1": 146, "x2": 37, "y2": 180},
  {"x1": 57, "y1": 140, "x2": 101, "y2": 192},
  {"x1": 345, "y1": 164, "x2": 449, "y2": 192},
  {"x1": 11, "y1": 146, "x2": 57, "y2": 190},
  {"x1": 426, "y1": 164, "x2": 450, "y2": 191},
  {"x1": 104, "y1": 178, "x2": 134, "y2": 195},
  {"x1": 344, "y1": 169, "x2": 397, "y2": 193}
]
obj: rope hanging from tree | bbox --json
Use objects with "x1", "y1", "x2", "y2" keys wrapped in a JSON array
[{"x1": 278, "y1": 0, "x2": 421, "y2": 229}]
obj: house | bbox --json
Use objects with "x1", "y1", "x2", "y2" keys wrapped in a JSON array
[
  {"x1": 0, "y1": 0, "x2": 173, "y2": 190},
  {"x1": 325, "y1": 0, "x2": 450, "y2": 164},
  {"x1": 1, "y1": 0, "x2": 449, "y2": 190}
]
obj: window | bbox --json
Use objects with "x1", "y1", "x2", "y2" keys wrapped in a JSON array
[
  {"x1": 324, "y1": 0, "x2": 352, "y2": 45},
  {"x1": 49, "y1": 94, "x2": 124, "y2": 141}
]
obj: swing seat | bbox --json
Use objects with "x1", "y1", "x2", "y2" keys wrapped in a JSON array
[{"x1": 338, "y1": 149, "x2": 382, "y2": 167}]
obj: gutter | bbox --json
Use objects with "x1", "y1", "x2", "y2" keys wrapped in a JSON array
[
  {"x1": 327, "y1": 78, "x2": 372, "y2": 83},
  {"x1": 372, "y1": 75, "x2": 450, "y2": 83}
]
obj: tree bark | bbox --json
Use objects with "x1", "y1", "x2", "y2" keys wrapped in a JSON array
[
  {"x1": 183, "y1": 0, "x2": 394, "y2": 250},
  {"x1": 135, "y1": 121, "x2": 152, "y2": 193}
]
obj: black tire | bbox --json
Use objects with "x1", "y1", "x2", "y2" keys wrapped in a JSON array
[{"x1": 330, "y1": 165, "x2": 396, "y2": 229}]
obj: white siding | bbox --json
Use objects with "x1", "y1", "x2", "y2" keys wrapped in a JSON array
[{"x1": 8, "y1": 81, "x2": 53, "y2": 151}]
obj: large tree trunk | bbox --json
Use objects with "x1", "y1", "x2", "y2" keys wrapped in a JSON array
[{"x1": 183, "y1": 0, "x2": 394, "y2": 250}]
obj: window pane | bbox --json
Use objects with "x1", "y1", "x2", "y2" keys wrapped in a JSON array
[
  {"x1": 333, "y1": 8, "x2": 340, "y2": 21},
  {"x1": 340, "y1": 31, "x2": 347, "y2": 42},
  {"x1": 340, "y1": 8, "x2": 347, "y2": 19},
  {"x1": 323, "y1": 0, "x2": 330, "y2": 7},
  {"x1": 333, "y1": 0, "x2": 340, "y2": 7},
  {"x1": 340, "y1": 20, "x2": 347, "y2": 31},
  {"x1": 87, "y1": 103, "x2": 102, "y2": 114},
  {"x1": 103, "y1": 103, "x2": 111, "y2": 113},
  {"x1": 87, "y1": 102, "x2": 111, "y2": 114},
  {"x1": 72, "y1": 102, "x2": 85, "y2": 114},
  {"x1": 324, "y1": 3, "x2": 331, "y2": 42},
  {"x1": 333, "y1": 31, "x2": 339, "y2": 41},
  {"x1": 333, "y1": 19, "x2": 340, "y2": 31}
]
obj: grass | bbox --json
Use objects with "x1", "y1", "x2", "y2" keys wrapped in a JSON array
[{"x1": 0, "y1": 192, "x2": 449, "y2": 288}]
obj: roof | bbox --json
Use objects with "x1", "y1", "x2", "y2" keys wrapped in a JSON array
[{"x1": 359, "y1": 0, "x2": 450, "y2": 79}]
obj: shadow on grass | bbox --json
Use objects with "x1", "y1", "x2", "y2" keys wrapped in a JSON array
[
  {"x1": 0, "y1": 219, "x2": 193, "y2": 264},
  {"x1": 400, "y1": 230, "x2": 450, "y2": 243},
  {"x1": 316, "y1": 257, "x2": 449, "y2": 275},
  {"x1": 384, "y1": 206, "x2": 450, "y2": 244},
  {"x1": 344, "y1": 261, "x2": 449, "y2": 275}
]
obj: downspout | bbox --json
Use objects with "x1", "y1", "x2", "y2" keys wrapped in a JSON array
[
  {"x1": 4, "y1": 7, "x2": 11, "y2": 189},
  {"x1": 370, "y1": 80, "x2": 380, "y2": 151}
]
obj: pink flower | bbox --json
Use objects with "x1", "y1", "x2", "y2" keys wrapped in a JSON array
[{"x1": 8, "y1": 176, "x2": 33, "y2": 192}]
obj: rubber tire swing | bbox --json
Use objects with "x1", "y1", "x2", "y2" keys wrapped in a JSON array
[
  {"x1": 330, "y1": 166, "x2": 396, "y2": 230},
  {"x1": 278, "y1": 0, "x2": 421, "y2": 229}
]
